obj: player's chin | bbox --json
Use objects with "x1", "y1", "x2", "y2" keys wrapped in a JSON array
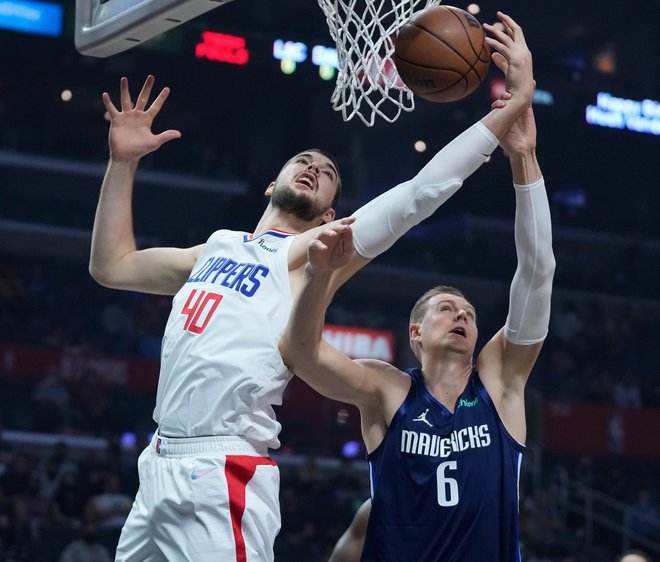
[{"x1": 446, "y1": 335, "x2": 470, "y2": 351}]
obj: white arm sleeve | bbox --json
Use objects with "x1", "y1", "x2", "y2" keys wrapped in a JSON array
[
  {"x1": 504, "y1": 177, "x2": 556, "y2": 345},
  {"x1": 351, "y1": 121, "x2": 499, "y2": 258}
]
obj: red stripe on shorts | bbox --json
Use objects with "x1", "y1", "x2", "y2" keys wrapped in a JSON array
[{"x1": 225, "y1": 455, "x2": 277, "y2": 562}]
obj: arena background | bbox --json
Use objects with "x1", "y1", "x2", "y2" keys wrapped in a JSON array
[{"x1": 1, "y1": 0, "x2": 659, "y2": 560}]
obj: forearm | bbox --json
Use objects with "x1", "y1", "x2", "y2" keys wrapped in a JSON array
[
  {"x1": 89, "y1": 159, "x2": 140, "y2": 284},
  {"x1": 281, "y1": 267, "x2": 333, "y2": 370},
  {"x1": 351, "y1": 120, "x2": 499, "y2": 258},
  {"x1": 505, "y1": 176, "x2": 556, "y2": 344},
  {"x1": 508, "y1": 148, "x2": 542, "y2": 185}
]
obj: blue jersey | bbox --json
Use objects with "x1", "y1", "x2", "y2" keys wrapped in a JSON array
[{"x1": 362, "y1": 369, "x2": 524, "y2": 562}]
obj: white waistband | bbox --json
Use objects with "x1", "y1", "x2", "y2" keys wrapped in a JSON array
[{"x1": 151, "y1": 431, "x2": 268, "y2": 457}]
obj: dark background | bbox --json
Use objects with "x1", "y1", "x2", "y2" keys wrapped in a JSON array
[
  {"x1": 1, "y1": 1, "x2": 660, "y2": 561},
  {"x1": 2, "y1": 0, "x2": 660, "y2": 241}
]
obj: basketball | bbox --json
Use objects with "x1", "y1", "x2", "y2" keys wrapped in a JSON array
[{"x1": 394, "y1": 5, "x2": 491, "y2": 103}]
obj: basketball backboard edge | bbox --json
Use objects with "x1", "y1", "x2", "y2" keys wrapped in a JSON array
[{"x1": 75, "y1": 0, "x2": 236, "y2": 58}]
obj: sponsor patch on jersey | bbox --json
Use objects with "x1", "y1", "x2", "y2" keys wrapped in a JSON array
[{"x1": 256, "y1": 238, "x2": 278, "y2": 253}]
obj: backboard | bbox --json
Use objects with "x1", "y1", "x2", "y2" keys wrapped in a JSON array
[{"x1": 75, "y1": 0, "x2": 235, "y2": 58}]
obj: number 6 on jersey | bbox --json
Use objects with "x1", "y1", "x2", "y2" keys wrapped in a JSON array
[{"x1": 437, "y1": 460, "x2": 459, "y2": 507}]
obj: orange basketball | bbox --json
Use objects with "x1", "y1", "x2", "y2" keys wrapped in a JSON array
[{"x1": 394, "y1": 5, "x2": 491, "y2": 103}]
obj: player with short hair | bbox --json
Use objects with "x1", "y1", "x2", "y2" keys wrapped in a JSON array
[
  {"x1": 615, "y1": 550, "x2": 653, "y2": 562},
  {"x1": 90, "y1": 11, "x2": 535, "y2": 562},
  {"x1": 280, "y1": 14, "x2": 554, "y2": 561}
]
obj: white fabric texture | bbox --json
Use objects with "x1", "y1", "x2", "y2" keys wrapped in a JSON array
[
  {"x1": 115, "y1": 434, "x2": 280, "y2": 562},
  {"x1": 351, "y1": 121, "x2": 499, "y2": 258},
  {"x1": 504, "y1": 177, "x2": 555, "y2": 345}
]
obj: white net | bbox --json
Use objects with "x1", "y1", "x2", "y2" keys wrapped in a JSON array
[{"x1": 318, "y1": 0, "x2": 442, "y2": 126}]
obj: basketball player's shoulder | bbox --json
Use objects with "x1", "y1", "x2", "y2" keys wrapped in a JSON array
[
  {"x1": 206, "y1": 228, "x2": 250, "y2": 242},
  {"x1": 357, "y1": 359, "x2": 410, "y2": 385}
]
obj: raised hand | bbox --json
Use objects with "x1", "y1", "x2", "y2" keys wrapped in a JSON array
[
  {"x1": 483, "y1": 12, "x2": 534, "y2": 107},
  {"x1": 307, "y1": 220, "x2": 356, "y2": 276},
  {"x1": 102, "y1": 75, "x2": 181, "y2": 162}
]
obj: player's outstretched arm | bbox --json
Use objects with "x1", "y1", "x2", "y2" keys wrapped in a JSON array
[
  {"x1": 90, "y1": 75, "x2": 200, "y2": 295},
  {"x1": 478, "y1": 106, "x2": 555, "y2": 443},
  {"x1": 502, "y1": 107, "x2": 554, "y2": 353},
  {"x1": 324, "y1": 12, "x2": 535, "y2": 294}
]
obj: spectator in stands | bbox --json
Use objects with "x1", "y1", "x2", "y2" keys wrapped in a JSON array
[
  {"x1": 0, "y1": 451, "x2": 34, "y2": 499},
  {"x1": 37, "y1": 442, "x2": 79, "y2": 501},
  {"x1": 58, "y1": 522, "x2": 112, "y2": 562},
  {"x1": 615, "y1": 550, "x2": 652, "y2": 562},
  {"x1": 587, "y1": 369, "x2": 615, "y2": 403},
  {"x1": 612, "y1": 371, "x2": 642, "y2": 409},
  {"x1": 100, "y1": 301, "x2": 135, "y2": 354},
  {"x1": 71, "y1": 368, "x2": 110, "y2": 435},
  {"x1": 551, "y1": 301, "x2": 584, "y2": 344},
  {"x1": 625, "y1": 488, "x2": 660, "y2": 539},
  {"x1": 276, "y1": 485, "x2": 318, "y2": 559},
  {"x1": 0, "y1": 482, "x2": 17, "y2": 557},
  {"x1": 520, "y1": 489, "x2": 563, "y2": 553},
  {"x1": 86, "y1": 473, "x2": 132, "y2": 531},
  {"x1": 50, "y1": 470, "x2": 89, "y2": 528},
  {"x1": 32, "y1": 367, "x2": 71, "y2": 432}
]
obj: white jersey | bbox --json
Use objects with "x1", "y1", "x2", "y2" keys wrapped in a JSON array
[{"x1": 153, "y1": 229, "x2": 296, "y2": 448}]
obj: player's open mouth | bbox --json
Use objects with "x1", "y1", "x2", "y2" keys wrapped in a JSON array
[
  {"x1": 295, "y1": 173, "x2": 316, "y2": 190},
  {"x1": 450, "y1": 327, "x2": 466, "y2": 337}
]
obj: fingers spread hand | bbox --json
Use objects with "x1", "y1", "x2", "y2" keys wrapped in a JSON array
[
  {"x1": 120, "y1": 77, "x2": 133, "y2": 112},
  {"x1": 496, "y1": 12, "x2": 525, "y2": 43},
  {"x1": 147, "y1": 87, "x2": 171, "y2": 118},
  {"x1": 155, "y1": 129, "x2": 182, "y2": 146},
  {"x1": 135, "y1": 75, "x2": 155, "y2": 111},
  {"x1": 102, "y1": 92, "x2": 118, "y2": 118}
]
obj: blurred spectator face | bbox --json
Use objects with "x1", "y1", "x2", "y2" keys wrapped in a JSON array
[{"x1": 618, "y1": 554, "x2": 651, "y2": 562}]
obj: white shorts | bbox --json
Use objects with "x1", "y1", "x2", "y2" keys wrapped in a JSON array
[{"x1": 115, "y1": 432, "x2": 280, "y2": 562}]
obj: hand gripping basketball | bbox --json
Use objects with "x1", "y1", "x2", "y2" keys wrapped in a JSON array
[{"x1": 394, "y1": 5, "x2": 491, "y2": 103}]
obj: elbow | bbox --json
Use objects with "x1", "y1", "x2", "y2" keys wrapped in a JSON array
[
  {"x1": 279, "y1": 336, "x2": 304, "y2": 371},
  {"x1": 543, "y1": 251, "x2": 557, "y2": 282},
  {"x1": 88, "y1": 261, "x2": 106, "y2": 286},
  {"x1": 88, "y1": 261, "x2": 118, "y2": 289},
  {"x1": 536, "y1": 252, "x2": 556, "y2": 283},
  {"x1": 278, "y1": 337, "x2": 294, "y2": 370},
  {"x1": 518, "y1": 241, "x2": 556, "y2": 283},
  {"x1": 279, "y1": 336, "x2": 320, "y2": 374}
]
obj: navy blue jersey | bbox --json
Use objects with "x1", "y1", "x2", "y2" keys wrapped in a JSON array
[{"x1": 362, "y1": 369, "x2": 525, "y2": 562}]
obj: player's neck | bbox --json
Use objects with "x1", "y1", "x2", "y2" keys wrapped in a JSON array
[
  {"x1": 421, "y1": 356, "x2": 472, "y2": 412},
  {"x1": 253, "y1": 206, "x2": 320, "y2": 237}
]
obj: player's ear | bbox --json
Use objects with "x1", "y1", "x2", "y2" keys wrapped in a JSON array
[
  {"x1": 409, "y1": 323, "x2": 422, "y2": 357},
  {"x1": 264, "y1": 182, "x2": 275, "y2": 197},
  {"x1": 320, "y1": 207, "x2": 336, "y2": 224}
]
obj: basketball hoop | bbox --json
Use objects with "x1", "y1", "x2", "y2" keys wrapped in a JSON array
[{"x1": 317, "y1": 0, "x2": 442, "y2": 126}]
